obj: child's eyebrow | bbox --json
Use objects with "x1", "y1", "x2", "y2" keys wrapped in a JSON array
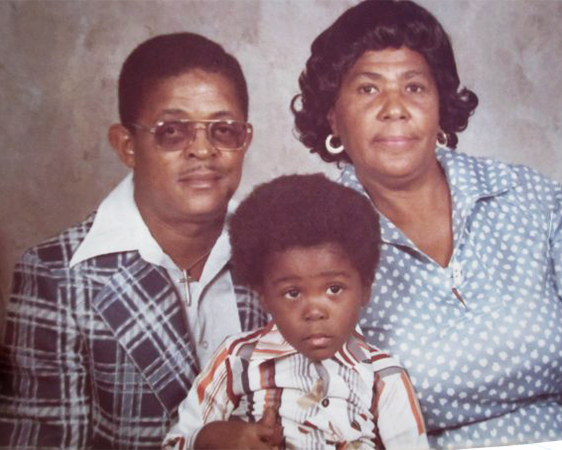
[{"x1": 269, "y1": 271, "x2": 352, "y2": 287}]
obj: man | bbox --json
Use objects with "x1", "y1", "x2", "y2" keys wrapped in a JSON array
[{"x1": 0, "y1": 33, "x2": 265, "y2": 449}]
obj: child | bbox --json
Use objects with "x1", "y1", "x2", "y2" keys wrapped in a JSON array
[{"x1": 163, "y1": 174, "x2": 428, "y2": 449}]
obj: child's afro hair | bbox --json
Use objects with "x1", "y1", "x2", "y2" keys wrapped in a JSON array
[{"x1": 228, "y1": 173, "x2": 381, "y2": 288}]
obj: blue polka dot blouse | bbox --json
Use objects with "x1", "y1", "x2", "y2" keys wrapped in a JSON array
[{"x1": 340, "y1": 148, "x2": 562, "y2": 449}]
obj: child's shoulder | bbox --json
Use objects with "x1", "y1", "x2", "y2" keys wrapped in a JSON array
[
  {"x1": 220, "y1": 325, "x2": 271, "y2": 358},
  {"x1": 351, "y1": 333, "x2": 405, "y2": 374}
]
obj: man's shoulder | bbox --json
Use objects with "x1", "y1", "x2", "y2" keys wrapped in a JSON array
[
  {"x1": 231, "y1": 281, "x2": 268, "y2": 331},
  {"x1": 20, "y1": 213, "x2": 97, "y2": 269}
]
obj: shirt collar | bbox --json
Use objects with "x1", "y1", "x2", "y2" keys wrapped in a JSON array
[
  {"x1": 340, "y1": 148, "x2": 520, "y2": 247},
  {"x1": 251, "y1": 323, "x2": 371, "y2": 367},
  {"x1": 435, "y1": 147, "x2": 518, "y2": 202},
  {"x1": 70, "y1": 173, "x2": 149, "y2": 267},
  {"x1": 70, "y1": 173, "x2": 236, "y2": 280}
]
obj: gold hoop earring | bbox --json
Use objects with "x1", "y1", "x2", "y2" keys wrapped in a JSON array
[
  {"x1": 436, "y1": 131, "x2": 449, "y2": 149},
  {"x1": 325, "y1": 134, "x2": 344, "y2": 155}
]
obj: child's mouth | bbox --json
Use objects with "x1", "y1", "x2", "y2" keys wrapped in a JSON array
[{"x1": 305, "y1": 334, "x2": 332, "y2": 347}]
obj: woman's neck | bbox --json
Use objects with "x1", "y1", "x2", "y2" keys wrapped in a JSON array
[{"x1": 361, "y1": 163, "x2": 454, "y2": 267}]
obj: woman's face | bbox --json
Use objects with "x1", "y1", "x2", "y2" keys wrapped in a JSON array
[{"x1": 328, "y1": 47, "x2": 441, "y2": 190}]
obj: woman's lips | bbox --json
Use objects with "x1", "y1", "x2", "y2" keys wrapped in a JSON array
[{"x1": 373, "y1": 135, "x2": 417, "y2": 145}]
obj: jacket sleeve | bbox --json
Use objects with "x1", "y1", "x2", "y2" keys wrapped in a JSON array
[
  {"x1": 374, "y1": 367, "x2": 429, "y2": 450},
  {"x1": 163, "y1": 341, "x2": 239, "y2": 450},
  {"x1": 0, "y1": 249, "x2": 91, "y2": 448}
]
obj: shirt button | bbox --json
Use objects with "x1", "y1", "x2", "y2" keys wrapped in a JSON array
[
  {"x1": 321, "y1": 398, "x2": 330, "y2": 407},
  {"x1": 451, "y1": 261, "x2": 464, "y2": 285},
  {"x1": 200, "y1": 341, "x2": 209, "y2": 349}
]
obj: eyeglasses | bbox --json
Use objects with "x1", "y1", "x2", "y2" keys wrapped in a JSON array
[{"x1": 129, "y1": 119, "x2": 252, "y2": 152}]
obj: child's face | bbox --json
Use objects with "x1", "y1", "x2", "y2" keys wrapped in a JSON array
[{"x1": 260, "y1": 243, "x2": 370, "y2": 361}]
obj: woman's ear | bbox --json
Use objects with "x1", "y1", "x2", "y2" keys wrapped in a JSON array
[
  {"x1": 108, "y1": 124, "x2": 135, "y2": 169},
  {"x1": 327, "y1": 108, "x2": 339, "y2": 136}
]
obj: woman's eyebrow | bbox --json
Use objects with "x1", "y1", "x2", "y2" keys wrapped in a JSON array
[
  {"x1": 402, "y1": 69, "x2": 431, "y2": 80},
  {"x1": 348, "y1": 68, "x2": 430, "y2": 82}
]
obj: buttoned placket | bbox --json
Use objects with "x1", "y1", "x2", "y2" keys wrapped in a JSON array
[{"x1": 174, "y1": 268, "x2": 209, "y2": 350}]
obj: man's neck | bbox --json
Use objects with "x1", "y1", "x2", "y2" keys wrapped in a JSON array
[{"x1": 137, "y1": 204, "x2": 225, "y2": 276}]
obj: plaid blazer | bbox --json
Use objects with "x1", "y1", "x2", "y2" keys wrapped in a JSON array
[{"x1": 0, "y1": 214, "x2": 266, "y2": 449}]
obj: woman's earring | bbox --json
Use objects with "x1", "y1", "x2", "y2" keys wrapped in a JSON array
[
  {"x1": 436, "y1": 131, "x2": 449, "y2": 149},
  {"x1": 325, "y1": 134, "x2": 344, "y2": 155}
]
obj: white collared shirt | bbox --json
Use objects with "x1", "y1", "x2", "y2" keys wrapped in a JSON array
[{"x1": 70, "y1": 173, "x2": 242, "y2": 367}]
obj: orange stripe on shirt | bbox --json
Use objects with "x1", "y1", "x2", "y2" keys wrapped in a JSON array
[
  {"x1": 197, "y1": 347, "x2": 228, "y2": 402},
  {"x1": 400, "y1": 371, "x2": 426, "y2": 434}
]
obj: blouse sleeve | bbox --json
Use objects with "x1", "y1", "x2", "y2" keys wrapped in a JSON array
[{"x1": 548, "y1": 182, "x2": 562, "y2": 300}]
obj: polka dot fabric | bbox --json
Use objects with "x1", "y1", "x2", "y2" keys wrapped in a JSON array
[{"x1": 340, "y1": 148, "x2": 562, "y2": 449}]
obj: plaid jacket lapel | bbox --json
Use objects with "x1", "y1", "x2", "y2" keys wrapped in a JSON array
[{"x1": 92, "y1": 252, "x2": 198, "y2": 413}]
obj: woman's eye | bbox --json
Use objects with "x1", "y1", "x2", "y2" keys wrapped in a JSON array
[
  {"x1": 283, "y1": 289, "x2": 300, "y2": 300},
  {"x1": 406, "y1": 83, "x2": 425, "y2": 93},
  {"x1": 327, "y1": 285, "x2": 343, "y2": 295},
  {"x1": 358, "y1": 84, "x2": 378, "y2": 95}
]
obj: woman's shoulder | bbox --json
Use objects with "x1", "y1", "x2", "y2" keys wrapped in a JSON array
[{"x1": 443, "y1": 148, "x2": 562, "y2": 207}]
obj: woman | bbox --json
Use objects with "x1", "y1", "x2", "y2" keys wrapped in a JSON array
[{"x1": 291, "y1": 0, "x2": 562, "y2": 448}]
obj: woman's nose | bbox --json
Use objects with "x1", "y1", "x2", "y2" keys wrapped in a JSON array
[{"x1": 377, "y1": 91, "x2": 410, "y2": 121}]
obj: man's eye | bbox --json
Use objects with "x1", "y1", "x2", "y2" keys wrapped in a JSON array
[
  {"x1": 161, "y1": 123, "x2": 182, "y2": 135},
  {"x1": 214, "y1": 124, "x2": 235, "y2": 135}
]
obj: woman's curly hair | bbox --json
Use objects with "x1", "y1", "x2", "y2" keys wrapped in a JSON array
[
  {"x1": 291, "y1": 0, "x2": 479, "y2": 164},
  {"x1": 228, "y1": 173, "x2": 381, "y2": 289}
]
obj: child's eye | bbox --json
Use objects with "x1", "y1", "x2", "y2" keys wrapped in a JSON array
[
  {"x1": 327, "y1": 284, "x2": 343, "y2": 295},
  {"x1": 283, "y1": 288, "x2": 300, "y2": 300}
]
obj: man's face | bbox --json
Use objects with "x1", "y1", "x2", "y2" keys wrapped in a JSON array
[{"x1": 127, "y1": 69, "x2": 250, "y2": 226}]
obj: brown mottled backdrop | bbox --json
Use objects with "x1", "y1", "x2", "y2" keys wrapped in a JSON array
[{"x1": 1, "y1": 0, "x2": 562, "y2": 307}]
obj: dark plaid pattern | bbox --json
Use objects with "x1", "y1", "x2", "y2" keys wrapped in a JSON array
[{"x1": 0, "y1": 213, "x2": 266, "y2": 449}]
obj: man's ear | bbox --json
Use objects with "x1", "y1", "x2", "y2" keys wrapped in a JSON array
[
  {"x1": 327, "y1": 108, "x2": 339, "y2": 136},
  {"x1": 242, "y1": 127, "x2": 253, "y2": 154},
  {"x1": 108, "y1": 124, "x2": 135, "y2": 169}
]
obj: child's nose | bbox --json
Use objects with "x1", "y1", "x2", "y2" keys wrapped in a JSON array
[{"x1": 303, "y1": 299, "x2": 328, "y2": 321}]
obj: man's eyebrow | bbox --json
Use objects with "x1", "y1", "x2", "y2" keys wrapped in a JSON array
[{"x1": 157, "y1": 109, "x2": 238, "y2": 119}]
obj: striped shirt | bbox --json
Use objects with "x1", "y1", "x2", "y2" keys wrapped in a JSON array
[{"x1": 163, "y1": 323, "x2": 428, "y2": 449}]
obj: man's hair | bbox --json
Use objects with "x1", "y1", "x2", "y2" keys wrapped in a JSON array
[
  {"x1": 229, "y1": 173, "x2": 381, "y2": 288},
  {"x1": 118, "y1": 32, "x2": 249, "y2": 126},
  {"x1": 291, "y1": 0, "x2": 478, "y2": 164}
]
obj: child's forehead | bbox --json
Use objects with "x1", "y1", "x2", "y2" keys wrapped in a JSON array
[
  {"x1": 262, "y1": 242, "x2": 361, "y2": 281},
  {"x1": 268, "y1": 242, "x2": 349, "y2": 262}
]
